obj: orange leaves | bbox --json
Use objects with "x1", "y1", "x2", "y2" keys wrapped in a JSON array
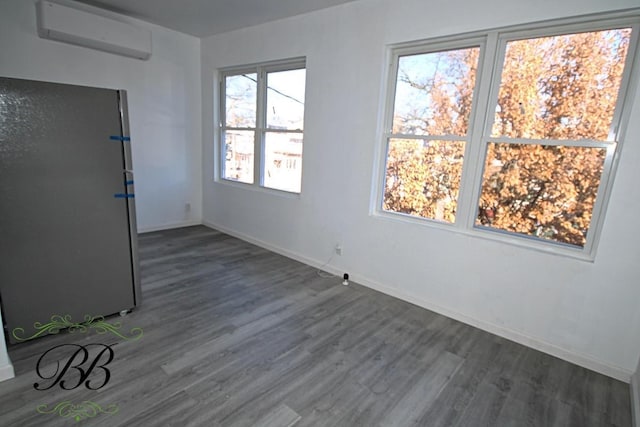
[
  {"x1": 477, "y1": 29, "x2": 630, "y2": 246},
  {"x1": 384, "y1": 139, "x2": 465, "y2": 223},
  {"x1": 493, "y1": 29, "x2": 630, "y2": 141},
  {"x1": 477, "y1": 144, "x2": 606, "y2": 246}
]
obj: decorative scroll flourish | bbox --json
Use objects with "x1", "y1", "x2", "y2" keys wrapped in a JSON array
[
  {"x1": 37, "y1": 400, "x2": 118, "y2": 422},
  {"x1": 12, "y1": 314, "x2": 143, "y2": 342}
]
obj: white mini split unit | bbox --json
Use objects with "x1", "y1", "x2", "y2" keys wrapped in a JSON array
[{"x1": 36, "y1": 0, "x2": 152, "y2": 60}]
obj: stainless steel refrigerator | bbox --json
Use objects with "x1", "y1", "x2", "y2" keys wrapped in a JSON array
[{"x1": 0, "y1": 77, "x2": 141, "y2": 344}]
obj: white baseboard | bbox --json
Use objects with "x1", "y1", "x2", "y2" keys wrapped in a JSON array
[
  {"x1": 202, "y1": 220, "x2": 632, "y2": 383},
  {"x1": 138, "y1": 219, "x2": 202, "y2": 234},
  {"x1": 632, "y1": 372, "x2": 640, "y2": 427},
  {"x1": 353, "y1": 275, "x2": 632, "y2": 383},
  {"x1": 0, "y1": 362, "x2": 15, "y2": 382}
]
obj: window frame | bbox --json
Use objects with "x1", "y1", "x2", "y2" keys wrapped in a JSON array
[
  {"x1": 375, "y1": 13, "x2": 640, "y2": 260},
  {"x1": 382, "y1": 37, "x2": 487, "y2": 225},
  {"x1": 219, "y1": 58, "x2": 306, "y2": 194}
]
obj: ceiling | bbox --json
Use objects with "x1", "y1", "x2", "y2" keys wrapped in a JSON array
[{"x1": 74, "y1": 0, "x2": 360, "y2": 37}]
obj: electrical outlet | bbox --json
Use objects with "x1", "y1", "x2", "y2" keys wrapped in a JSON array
[{"x1": 335, "y1": 243, "x2": 342, "y2": 256}]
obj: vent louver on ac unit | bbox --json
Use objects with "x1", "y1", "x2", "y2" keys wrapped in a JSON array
[{"x1": 36, "y1": 0, "x2": 152, "y2": 60}]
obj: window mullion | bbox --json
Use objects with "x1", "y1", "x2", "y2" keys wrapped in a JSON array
[
  {"x1": 219, "y1": 75, "x2": 226, "y2": 180},
  {"x1": 255, "y1": 67, "x2": 267, "y2": 187},
  {"x1": 456, "y1": 32, "x2": 500, "y2": 231},
  {"x1": 583, "y1": 143, "x2": 618, "y2": 255},
  {"x1": 609, "y1": 22, "x2": 640, "y2": 142}
]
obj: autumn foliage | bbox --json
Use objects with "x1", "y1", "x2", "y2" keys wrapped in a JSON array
[{"x1": 384, "y1": 28, "x2": 631, "y2": 247}]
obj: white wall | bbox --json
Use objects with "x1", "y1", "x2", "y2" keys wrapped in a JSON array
[
  {"x1": 0, "y1": 0, "x2": 202, "y2": 232},
  {"x1": 202, "y1": 0, "x2": 640, "y2": 381}
]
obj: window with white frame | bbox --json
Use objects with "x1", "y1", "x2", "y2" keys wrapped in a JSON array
[
  {"x1": 384, "y1": 42, "x2": 482, "y2": 223},
  {"x1": 380, "y1": 16, "x2": 639, "y2": 256},
  {"x1": 220, "y1": 59, "x2": 306, "y2": 193}
]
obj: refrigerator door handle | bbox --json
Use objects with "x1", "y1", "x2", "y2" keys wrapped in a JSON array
[
  {"x1": 118, "y1": 90, "x2": 133, "y2": 171},
  {"x1": 118, "y1": 90, "x2": 141, "y2": 307}
]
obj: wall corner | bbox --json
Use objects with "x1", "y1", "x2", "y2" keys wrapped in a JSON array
[{"x1": 632, "y1": 357, "x2": 640, "y2": 427}]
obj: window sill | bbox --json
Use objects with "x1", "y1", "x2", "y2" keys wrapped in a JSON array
[{"x1": 215, "y1": 178, "x2": 302, "y2": 199}]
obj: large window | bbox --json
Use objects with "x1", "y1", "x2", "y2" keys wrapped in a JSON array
[
  {"x1": 380, "y1": 17, "x2": 638, "y2": 257},
  {"x1": 220, "y1": 59, "x2": 306, "y2": 193}
]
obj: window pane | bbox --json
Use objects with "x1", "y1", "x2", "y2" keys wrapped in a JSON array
[
  {"x1": 225, "y1": 73, "x2": 257, "y2": 128},
  {"x1": 393, "y1": 47, "x2": 480, "y2": 136},
  {"x1": 383, "y1": 138, "x2": 465, "y2": 222},
  {"x1": 266, "y1": 68, "x2": 306, "y2": 130},
  {"x1": 491, "y1": 28, "x2": 631, "y2": 140},
  {"x1": 476, "y1": 143, "x2": 607, "y2": 247},
  {"x1": 223, "y1": 130, "x2": 254, "y2": 184},
  {"x1": 263, "y1": 132, "x2": 303, "y2": 193}
]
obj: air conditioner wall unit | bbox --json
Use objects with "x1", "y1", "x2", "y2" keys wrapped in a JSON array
[{"x1": 36, "y1": 0, "x2": 152, "y2": 60}]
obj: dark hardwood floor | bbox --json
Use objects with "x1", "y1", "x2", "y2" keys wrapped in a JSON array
[{"x1": 0, "y1": 225, "x2": 631, "y2": 426}]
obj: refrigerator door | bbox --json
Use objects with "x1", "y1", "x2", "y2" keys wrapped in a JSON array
[{"x1": 0, "y1": 77, "x2": 138, "y2": 343}]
